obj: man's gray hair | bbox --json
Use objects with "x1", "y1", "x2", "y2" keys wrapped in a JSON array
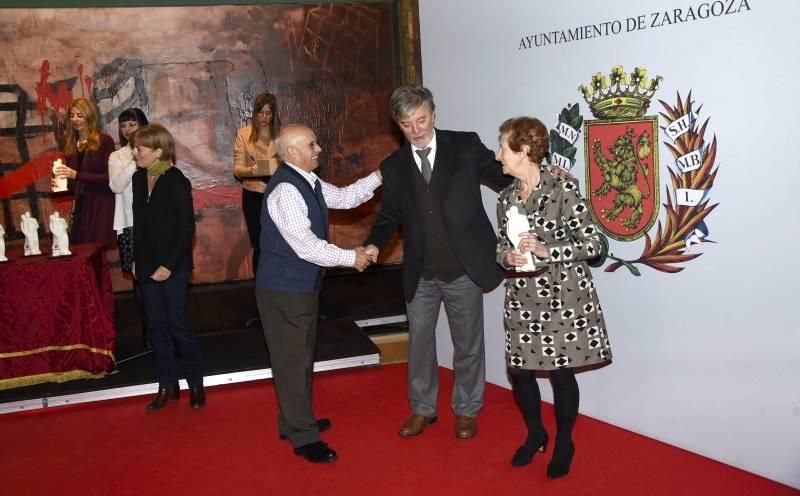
[{"x1": 390, "y1": 85, "x2": 436, "y2": 122}]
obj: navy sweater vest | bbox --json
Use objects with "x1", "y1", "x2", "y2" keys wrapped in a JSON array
[{"x1": 256, "y1": 163, "x2": 329, "y2": 292}]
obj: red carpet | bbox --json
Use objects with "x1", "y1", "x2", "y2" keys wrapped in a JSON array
[{"x1": 0, "y1": 363, "x2": 796, "y2": 496}]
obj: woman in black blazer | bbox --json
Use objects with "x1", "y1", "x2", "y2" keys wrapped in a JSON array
[{"x1": 132, "y1": 124, "x2": 205, "y2": 411}]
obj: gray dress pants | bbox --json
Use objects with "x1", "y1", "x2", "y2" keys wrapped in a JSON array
[{"x1": 405, "y1": 274, "x2": 485, "y2": 418}]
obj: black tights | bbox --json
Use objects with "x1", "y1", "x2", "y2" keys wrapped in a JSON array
[
  {"x1": 242, "y1": 188, "x2": 264, "y2": 272},
  {"x1": 509, "y1": 368, "x2": 579, "y2": 448}
]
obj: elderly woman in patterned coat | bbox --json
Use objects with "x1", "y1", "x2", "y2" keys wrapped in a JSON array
[{"x1": 495, "y1": 116, "x2": 612, "y2": 479}]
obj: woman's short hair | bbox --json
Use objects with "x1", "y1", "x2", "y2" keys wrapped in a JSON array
[
  {"x1": 250, "y1": 91, "x2": 281, "y2": 144},
  {"x1": 134, "y1": 124, "x2": 176, "y2": 164},
  {"x1": 498, "y1": 117, "x2": 549, "y2": 164},
  {"x1": 118, "y1": 108, "x2": 149, "y2": 146},
  {"x1": 390, "y1": 85, "x2": 436, "y2": 122}
]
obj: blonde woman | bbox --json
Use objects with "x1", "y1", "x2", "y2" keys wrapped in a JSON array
[{"x1": 52, "y1": 97, "x2": 116, "y2": 247}]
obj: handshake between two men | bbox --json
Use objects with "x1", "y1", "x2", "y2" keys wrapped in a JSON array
[{"x1": 352, "y1": 244, "x2": 380, "y2": 272}]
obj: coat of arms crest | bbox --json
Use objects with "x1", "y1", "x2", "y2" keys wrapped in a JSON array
[
  {"x1": 550, "y1": 65, "x2": 719, "y2": 275},
  {"x1": 581, "y1": 66, "x2": 661, "y2": 242}
]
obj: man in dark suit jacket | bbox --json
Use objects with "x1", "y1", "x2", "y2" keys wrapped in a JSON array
[{"x1": 365, "y1": 85, "x2": 512, "y2": 440}]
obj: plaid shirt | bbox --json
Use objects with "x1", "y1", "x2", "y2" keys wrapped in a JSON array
[{"x1": 266, "y1": 162, "x2": 380, "y2": 268}]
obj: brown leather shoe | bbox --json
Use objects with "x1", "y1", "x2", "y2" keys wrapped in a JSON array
[
  {"x1": 399, "y1": 414, "x2": 437, "y2": 437},
  {"x1": 455, "y1": 415, "x2": 477, "y2": 439}
]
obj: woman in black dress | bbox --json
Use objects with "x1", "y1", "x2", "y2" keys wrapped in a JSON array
[{"x1": 52, "y1": 97, "x2": 116, "y2": 247}]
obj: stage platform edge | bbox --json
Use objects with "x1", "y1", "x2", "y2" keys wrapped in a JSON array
[{"x1": 0, "y1": 352, "x2": 380, "y2": 415}]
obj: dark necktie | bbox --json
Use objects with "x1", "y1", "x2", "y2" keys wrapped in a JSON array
[
  {"x1": 416, "y1": 147, "x2": 432, "y2": 184},
  {"x1": 313, "y1": 178, "x2": 323, "y2": 201},
  {"x1": 312, "y1": 179, "x2": 329, "y2": 239}
]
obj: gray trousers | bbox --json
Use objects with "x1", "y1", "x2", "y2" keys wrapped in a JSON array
[
  {"x1": 255, "y1": 287, "x2": 321, "y2": 448},
  {"x1": 406, "y1": 275, "x2": 485, "y2": 418}
]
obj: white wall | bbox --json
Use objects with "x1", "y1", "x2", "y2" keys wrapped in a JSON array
[{"x1": 422, "y1": 0, "x2": 800, "y2": 488}]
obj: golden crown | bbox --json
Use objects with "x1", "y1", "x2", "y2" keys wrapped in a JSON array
[{"x1": 579, "y1": 66, "x2": 663, "y2": 119}]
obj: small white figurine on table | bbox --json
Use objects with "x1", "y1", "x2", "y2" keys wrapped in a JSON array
[
  {"x1": 0, "y1": 223, "x2": 7, "y2": 262},
  {"x1": 21, "y1": 211, "x2": 41, "y2": 256},
  {"x1": 49, "y1": 211, "x2": 71, "y2": 256}
]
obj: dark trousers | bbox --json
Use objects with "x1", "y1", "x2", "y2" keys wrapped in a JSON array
[
  {"x1": 133, "y1": 279, "x2": 149, "y2": 346},
  {"x1": 255, "y1": 287, "x2": 321, "y2": 448},
  {"x1": 139, "y1": 267, "x2": 204, "y2": 388},
  {"x1": 242, "y1": 189, "x2": 264, "y2": 271}
]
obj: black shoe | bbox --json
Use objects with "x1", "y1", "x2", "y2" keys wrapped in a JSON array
[
  {"x1": 511, "y1": 432, "x2": 549, "y2": 467},
  {"x1": 279, "y1": 418, "x2": 331, "y2": 440},
  {"x1": 547, "y1": 439, "x2": 575, "y2": 479},
  {"x1": 145, "y1": 386, "x2": 180, "y2": 411},
  {"x1": 293, "y1": 441, "x2": 337, "y2": 464},
  {"x1": 189, "y1": 385, "x2": 206, "y2": 409}
]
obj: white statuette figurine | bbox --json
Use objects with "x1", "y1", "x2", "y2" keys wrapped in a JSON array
[
  {"x1": 52, "y1": 158, "x2": 68, "y2": 193},
  {"x1": 505, "y1": 206, "x2": 535, "y2": 271},
  {"x1": 0, "y1": 224, "x2": 7, "y2": 262},
  {"x1": 49, "y1": 211, "x2": 71, "y2": 256},
  {"x1": 21, "y1": 211, "x2": 41, "y2": 256}
]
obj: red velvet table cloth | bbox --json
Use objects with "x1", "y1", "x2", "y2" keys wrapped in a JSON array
[{"x1": 0, "y1": 243, "x2": 115, "y2": 389}]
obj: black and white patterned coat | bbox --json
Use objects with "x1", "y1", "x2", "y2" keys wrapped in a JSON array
[{"x1": 496, "y1": 166, "x2": 612, "y2": 371}]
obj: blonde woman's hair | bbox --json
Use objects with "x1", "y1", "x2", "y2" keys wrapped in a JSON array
[{"x1": 64, "y1": 97, "x2": 101, "y2": 155}]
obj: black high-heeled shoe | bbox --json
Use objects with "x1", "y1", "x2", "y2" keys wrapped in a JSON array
[
  {"x1": 547, "y1": 439, "x2": 575, "y2": 479},
  {"x1": 145, "y1": 385, "x2": 180, "y2": 411},
  {"x1": 511, "y1": 431, "x2": 549, "y2": 467},
  {"x1": 189, "y1": 385, "x2": 206, "y2": 409}
]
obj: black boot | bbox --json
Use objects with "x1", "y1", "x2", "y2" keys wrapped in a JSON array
[
  {"x1": 146, "y1": 385, "x2": 180, "y2": 411},
  {"x1": 512, "y1": 431, "x2": 548, "y2": 467},
  {"x1": 189, "y1": 385, "x2": 206, "y2": 409},
  {"x1": 547, "y1": 368, "x2": 579, "y2": 479},
  {"x1": 547, "y1": 438, "x2": 575, "y2": 479},
  {"x1": 509, "y1": 369, "x2": 549, "y2": 467}
]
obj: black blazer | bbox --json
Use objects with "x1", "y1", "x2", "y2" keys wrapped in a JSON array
[
  {"x1": 366, "y1": 129, "x2": 512, "y2": 301},
  {"x1": 132, "y1": 166, "x2": 195, "y2": 283}
]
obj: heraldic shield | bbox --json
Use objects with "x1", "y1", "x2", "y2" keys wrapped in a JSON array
[{"x1": 583, "y1": 116, "x2": 659, "y2": 241}]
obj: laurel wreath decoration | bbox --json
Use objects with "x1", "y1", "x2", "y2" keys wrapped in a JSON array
[
  {"x1": 549, "y1": 103, "x2": 583, "y2": 168},
  {"x1": 603, "y1": 91, "x2": 718, "y2": 274}
]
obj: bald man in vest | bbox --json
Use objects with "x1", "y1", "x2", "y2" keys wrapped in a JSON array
[{"x1": 256, "y1": 124, "x2": 381, "y2": 463}]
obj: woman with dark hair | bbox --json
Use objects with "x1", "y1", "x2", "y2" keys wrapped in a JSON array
[
  {"x1": 132, "y1": 123, "x2": 205, "y2": 411},
  {"x1": 109, "y1": 108, "x2": 149, "y2": 272},
  {"x1": 495, "y1": 116, "x2": 612, "y2": 478},
  {"x1": 52, "y1": 97, "x2": 116, "y2": 247},
  {"x1": 233, "y1": 91, "x2": 281, "y2": 271}
]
